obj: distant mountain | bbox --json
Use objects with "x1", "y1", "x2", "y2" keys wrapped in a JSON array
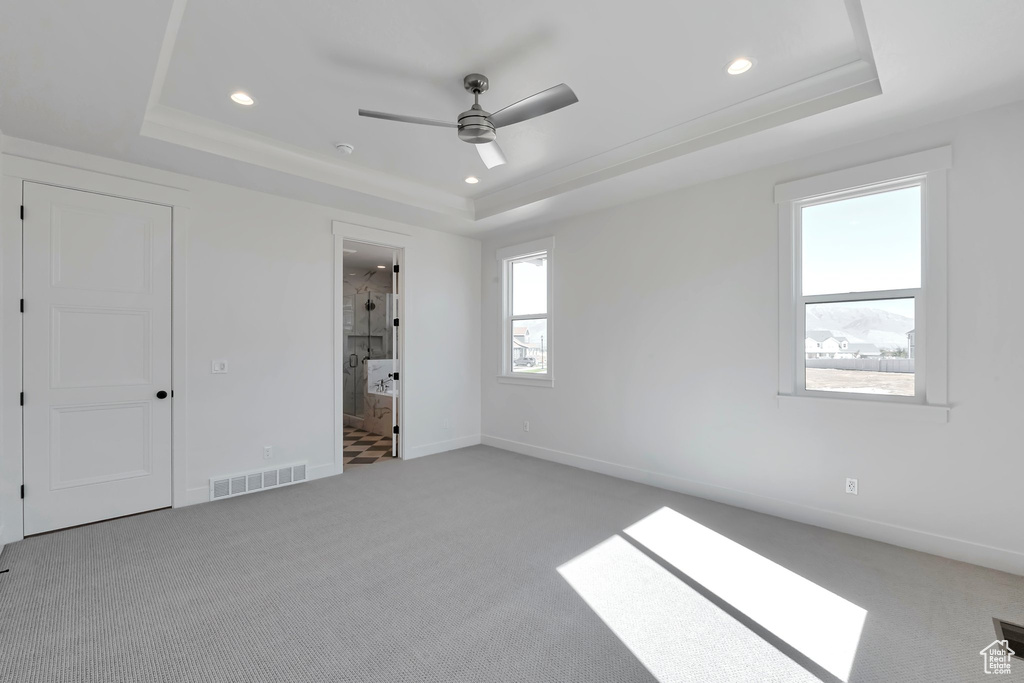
[{"x1": 806, "y1": 306, "x2": 913, "y2": 349}]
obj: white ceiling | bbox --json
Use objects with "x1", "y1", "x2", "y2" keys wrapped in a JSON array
[
  {"x1": 343, "y1": 242, "x2": 396, "y2": 273},
  {"x1": 2, "y1": 1, "x2": 1024, "y2": 235}
]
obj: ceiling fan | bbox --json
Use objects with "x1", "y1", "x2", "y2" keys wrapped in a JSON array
[{"x1": 358, "y1": 73, "x2": 578, "y2": 170}]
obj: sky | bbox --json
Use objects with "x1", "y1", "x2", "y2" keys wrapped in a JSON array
[
  {"x1": 801, "y1": 185, "x2": 920, "y2": 296},
  {"x1": 512, "y1": 256, "x2": 547, "y2": 315}
]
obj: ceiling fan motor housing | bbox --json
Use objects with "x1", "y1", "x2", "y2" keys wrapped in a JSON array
[{"x1": 458, "y1": 105, "x2": 496, "y2": 144}]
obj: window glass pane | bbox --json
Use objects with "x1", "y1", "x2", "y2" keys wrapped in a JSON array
[
  {"x1": 805, "y1": 298, "x2": 915, "y2": 396},
  {"x1": 512, "y1": 254, "x2": 547, "y2": 315},
  {"x1": 511, "y1": 318, "x2": 548, "y2": 373},
  {"x1": 802, "y1": 186, "x2": 921, "y2": 296}
]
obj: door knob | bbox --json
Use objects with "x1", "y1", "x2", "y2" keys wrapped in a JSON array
[{"x1": 156, "y1": 390, "x2": 168, "y2": 399}]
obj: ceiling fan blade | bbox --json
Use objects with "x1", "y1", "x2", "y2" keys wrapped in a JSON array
[
  {"x1": 358, "y1": 109, "x2": 456, "y2": 128},
  {"x1": 489, "y1": 83, "x2": 578, "y2": 128},
  {"x1": 476, "y1": 141, "x2": 507, "y2": 169}
]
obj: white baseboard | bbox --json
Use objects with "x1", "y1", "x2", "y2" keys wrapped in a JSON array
[
  {"x1": 308, "y1": 462, "x2": 335, "y2": 480},
  {"x1": 481, "y1": 435, "x2": 1024, "y2": 576},
  {"x1": 405, "y1": 434, "x2": 481, "y2": 460},
  {"x1": 182, "y1": 461, "x2": 336, "y2": 507},
  {"x1": 185, "y1": 486, "x2": 209, "y2": 507}
]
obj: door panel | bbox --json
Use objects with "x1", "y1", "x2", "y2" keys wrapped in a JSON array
[
  {"x1": 23, "y1": 183, "x2": 172, "y2": 535},
  {"x1": 50, "y1": 205, "x2": 153, "y2": 293},
  {"x1": 52, "y1": 306, "x2": 151, "y2": 387},
  {"x1": 50, "y1": 402, "x2": 152, "y2": 488}
]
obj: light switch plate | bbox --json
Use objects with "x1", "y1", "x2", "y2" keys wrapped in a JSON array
[{"x1": 212, "y1": 360, "x2": 228, "y2": 374}]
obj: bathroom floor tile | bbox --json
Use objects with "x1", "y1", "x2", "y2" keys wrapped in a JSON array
[{"x1": 343, "y1": 426, "x2": 394, "y2": 466}]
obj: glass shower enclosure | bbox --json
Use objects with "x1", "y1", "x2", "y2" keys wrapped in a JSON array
[{"x1": 342, "y1": 290, "x2": 396, "y2": 431}]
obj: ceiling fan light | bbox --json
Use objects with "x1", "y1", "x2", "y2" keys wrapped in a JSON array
[{"x1": 476, "y1": 141, "x2": 507, "y2": 169}]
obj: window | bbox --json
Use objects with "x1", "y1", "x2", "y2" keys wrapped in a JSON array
[
  {"x1": 498, "y1": 238, "x2": 553, "y2": 386},
  {"x1": 776, "y1": 148, "x2": 949, "y2": 414}
]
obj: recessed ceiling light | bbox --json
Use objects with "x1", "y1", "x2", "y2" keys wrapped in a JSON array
[
  {"x1": 726, "y1": 58, "x2": 754, "y2": 75},
  {"x1": 230, "y1": 91, "x2": 255, "y2": 106},
  {"x1": 377, "y1": 265, "x2": 387, "y2": 269},
  {"x1": 465, "y1": 176, "x2": 479, "y2": 184}
]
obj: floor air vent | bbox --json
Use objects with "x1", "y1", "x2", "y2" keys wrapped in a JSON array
[
  {"x1": 994, "y1": 619, "x2": 1024, "y2": 660},
  {"x1": 209, "y1": 462, "x2": 309, "y2": 501}
]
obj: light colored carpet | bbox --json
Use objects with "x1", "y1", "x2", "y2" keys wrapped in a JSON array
[{"x1": 0, "y1": 445, "x2": 1021, "y2": 682}]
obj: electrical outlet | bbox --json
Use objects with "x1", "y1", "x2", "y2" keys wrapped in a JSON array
[
  {"x1": 442, "y1": 419, "x2": 450, "y2": 430},
  {"x1": 211, "y1": 360, "x2": 228, "y2": 374},
  {"x1": 264, "y1": 446, "x2": 273, "y2": 460},
  {"x1": 845, "y1": 477, "x2": 858, "y2": 495},
  {"x1": 523, "y1": 420, "x2": 530, "y2": 432}
]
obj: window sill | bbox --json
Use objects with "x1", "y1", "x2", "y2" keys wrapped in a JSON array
[
  {"x1": 497, "y1": 375, "x2": 553, "y2": 388},
  {"x1": 777, "y1": 394, "x2": 949, "y2": 423}
]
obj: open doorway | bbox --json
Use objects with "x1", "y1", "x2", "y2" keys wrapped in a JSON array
[{"x1": 341, "y1": 240, "x2": 401, "y2": 468}]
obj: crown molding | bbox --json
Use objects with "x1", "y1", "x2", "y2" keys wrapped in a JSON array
[{"x1": 141, "y1": 104, "x2": 474, "y2": 218}]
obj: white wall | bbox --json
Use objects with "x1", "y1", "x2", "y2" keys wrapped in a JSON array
[
  {"x1": 0, "y1": 138, "x2": 481, "y2": 541},
  {"x1": 181, "y1": 180, "x2": 480, "y2": 501},
  {"x1": 481, "y1": 100, "x2": 1024, "y2": 575}
]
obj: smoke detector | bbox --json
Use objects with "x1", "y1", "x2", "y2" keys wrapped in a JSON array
[{"x1": 335, "y1": 142, "x2": 354, "y2": 155}]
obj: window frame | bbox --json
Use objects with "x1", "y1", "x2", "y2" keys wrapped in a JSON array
[
  {"x1": 497, "y1": 237, "x2": 554, "y2": 387},
  {"x1": 776, "y1": 147, "x2": 950, "y2": 415}
]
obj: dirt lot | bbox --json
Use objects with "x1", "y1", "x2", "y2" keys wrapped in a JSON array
[{"x1": 805, "y1": 368, "x2": 914, "y2": 396}]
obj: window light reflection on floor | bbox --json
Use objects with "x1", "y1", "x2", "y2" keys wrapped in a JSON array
[
  {"x1": 558, "y1": 535, "x2": 822, "y2": 682},
  {"x1": 623, "y1": 507, "x2": 866, "y2": 681}
]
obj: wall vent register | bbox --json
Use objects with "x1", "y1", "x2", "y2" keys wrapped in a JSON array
[
  {"x1": 994, "y1": 619, "x2": 1024, "y2": 660},
  {"x1": 209, "y1": 463, "x2": 308, "y2": 501}
]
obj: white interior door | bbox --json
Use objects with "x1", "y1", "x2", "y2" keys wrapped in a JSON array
[{"x1": 23, "y1": 183, "x2": 172, "y2": 535}]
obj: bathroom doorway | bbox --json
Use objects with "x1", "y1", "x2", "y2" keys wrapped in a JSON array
[{"x1": 341, "y1": 240, "x2": 401, "y2": 468}]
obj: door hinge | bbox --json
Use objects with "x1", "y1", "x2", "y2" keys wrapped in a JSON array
[
  {"x1": 20, "y1": 485, "x2": 24, "y2": 499},
  {"x1": 392, "y1": 372, "x2": 399, "y2": 381},
  {"x1": 19, "y1": 392, "x2": 23, "y2": 406},
  {"x1": 393, "y1": 264, "x2": 399, "y2": 274},
  {"x1": 19, "y1": 299, "x2": 24, "y2": 313},
  {"x1": 20, "y1": 205, "x2": 24, "y2": 221},
  {"x1": 393, "y1": 318, "x2": 399, "y2": 327},
  {"x1": 393, "y1": 425, "x2": 399, "y2": 435}
]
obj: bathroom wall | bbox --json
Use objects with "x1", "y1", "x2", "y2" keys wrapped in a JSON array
[{"x1": 344, "y1": 270, "x2": 392, "y2": 296}]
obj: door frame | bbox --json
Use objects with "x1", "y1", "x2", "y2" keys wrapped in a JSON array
[
  {"x1": 1, "y1": 156, "x2": 189, "y2": 545},
  {"x1": 332, "y1": 220, "x2": 409, "y2": 472}
]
